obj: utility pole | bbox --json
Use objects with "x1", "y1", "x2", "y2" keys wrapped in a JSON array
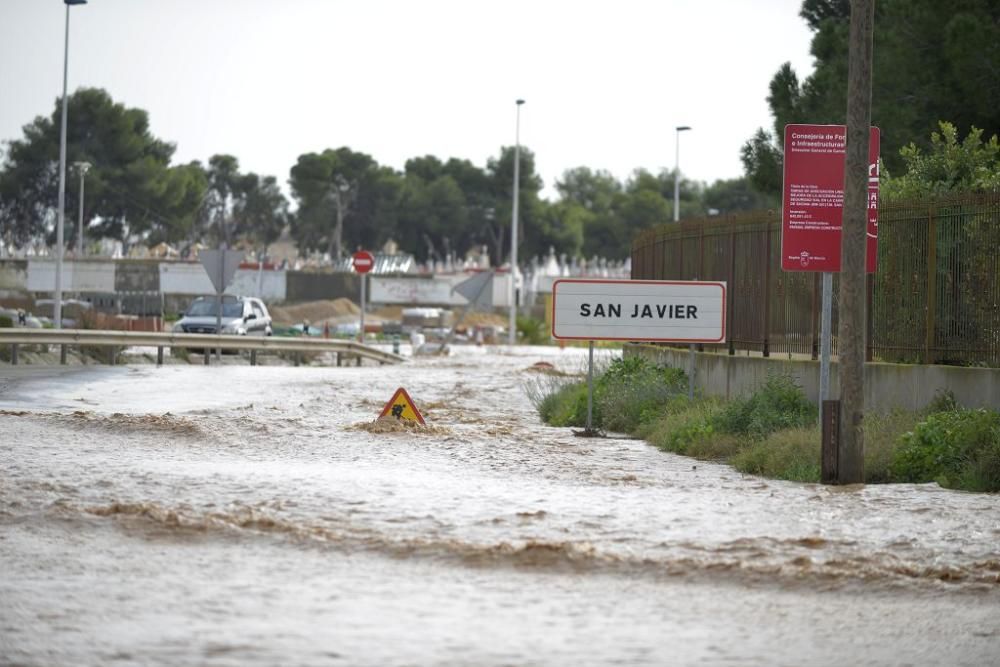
[
  {"x1": 331, "y1": 176, "x2": 352, "y2": 261},
  {"x1": 837, "y1": 0, "x2": 875, "y2": 484}
]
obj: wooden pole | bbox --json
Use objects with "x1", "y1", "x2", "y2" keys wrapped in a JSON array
[{"x1": 837, "y1": 0, "x2": 875, "y2": 485}]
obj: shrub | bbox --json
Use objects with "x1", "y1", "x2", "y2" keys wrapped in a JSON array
[
  {"x1": 537, "y1": 381, "x2": 589, "y2": 427},
  {"x1": 0, "y1": 315, "x2": 13, "y2": 328},
  {"x1": 863, "y1": 410, "x2": 923, "y2": 483},
  {"x1": 713, "y1": 373, "x2": 816, "y2": 439},
  {"x1": 640, "y1": 396, "x2": 724, "y2": 455},
  {"x1": 594, "y1": 357, "x2": 687, "y2": 433},
  {"x1": 890, "y1": 408, "x2": 1000, "y2": 491},
  {"x1": 731, "y1": 426, "x2": 821, "y2": 482}
]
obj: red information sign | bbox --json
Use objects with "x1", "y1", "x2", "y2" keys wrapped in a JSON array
[
  {"x1": 352, "y1": 250, "x2": 375, "y2": 274},
  {"x1": 781, "y1": 124, "x2": 880, "y2": 272}
]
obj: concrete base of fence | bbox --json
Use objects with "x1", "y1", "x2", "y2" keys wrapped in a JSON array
[{"x1": 627, "y1": 344, "x2": 1000, "y2": 412}]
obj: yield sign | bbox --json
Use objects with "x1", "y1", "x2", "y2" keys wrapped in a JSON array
[
  {"x1": 378, "y1": 387, "x2": 425, "y2": 425},
  {"x1": 199, "y1": 249, "x2": 243, "y2": 293}
]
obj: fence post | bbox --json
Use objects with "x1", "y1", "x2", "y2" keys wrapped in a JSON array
[
  {"x1": 11, "y1": 343, "x2": 18, "y2": 365},
  {"x1": 811, "y1": 273, "x2": 820, "y2": 360},
  {"x1": 729, "y1": 222, "x2": 736, "y2": 355},
  {"x1": 924, "y1": 206, "x2": 937, "y2": 364},
  {"x1": 762, "y1": 225, "x2": 772, "y2": 357}
]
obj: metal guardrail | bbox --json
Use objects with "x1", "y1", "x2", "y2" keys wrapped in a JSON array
[{"x1": 0, "y1": 328, "x2": 406, "y2": 367}]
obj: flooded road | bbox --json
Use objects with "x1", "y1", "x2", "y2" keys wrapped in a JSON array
[{"x1": 2, "y1": 346, "x2": 999, "y2": 666}]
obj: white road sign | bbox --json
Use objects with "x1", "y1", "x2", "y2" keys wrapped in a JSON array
[{"x1": 551, "y1": 279, "x2": 727, "y2": 342}]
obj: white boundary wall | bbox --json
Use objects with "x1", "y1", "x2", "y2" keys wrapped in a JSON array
[
  {"x1": 27, "y1": 260, "x2": 117, "y2": 292},
  {"x1": 159, "y1": 263, "x2": 286, "y2": 300}
]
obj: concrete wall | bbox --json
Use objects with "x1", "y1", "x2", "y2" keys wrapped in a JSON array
[
  {"x1": 27, "y1": 260, "x2": 117, "y2": 292},
  {"x1": 628, "y1": 344, "x2": 1000, "y2": 411},
  {"x1": 285, "y1": 272, "x2": 358, "y2": 303},
  {"x1": 159, "y1": 263, "x2": 286, "y2": 300},
  {"x1": 0, "y1": 260, "x2": 28, "y2": 292}
]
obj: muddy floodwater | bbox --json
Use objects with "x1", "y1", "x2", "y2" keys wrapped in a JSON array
[{"x1": 2, "y1": 346, "x2": 999, "y2": 666}]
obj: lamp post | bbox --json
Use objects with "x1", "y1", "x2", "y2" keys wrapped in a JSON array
[
  {"x1": 673, "y1": 125, "x2": 691, "y2": 222},
  {"x1": 54, "y1": 0, "x2": 87, "y2": 329},
  {"x1": 74, "y1": 161, "x2": 91, "y2": 256},
  {"x1": 508, "y1": 98, "x2": 525, "y2": 346}
]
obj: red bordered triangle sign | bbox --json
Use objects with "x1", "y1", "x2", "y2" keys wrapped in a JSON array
[{"x1": 378, "y1": 387, "x2": 426, "y2": 425}]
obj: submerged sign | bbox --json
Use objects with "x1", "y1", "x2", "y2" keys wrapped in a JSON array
[{"x1": 551, "y1": 279, "x2": 726, "y2": 342}]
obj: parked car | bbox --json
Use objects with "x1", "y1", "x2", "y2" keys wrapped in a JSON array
[{"x1": 172, "y1": 295, "x2": 272, "y2": 336}]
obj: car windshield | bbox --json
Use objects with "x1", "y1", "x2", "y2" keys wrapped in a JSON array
[{"x1": 186, "y1": 300, "x2": 243, "y2": 318}]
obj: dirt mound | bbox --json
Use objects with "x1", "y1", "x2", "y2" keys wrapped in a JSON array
[
  {"x1": 459, "y1": 312, "x2": 508, "y2": 328},
  {"x1": 269, "y1": 298, "x2": 359, "y2": 325}
]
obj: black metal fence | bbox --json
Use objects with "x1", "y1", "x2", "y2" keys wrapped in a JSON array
[{"x1": 631, "y1": 192, "x2": 1000, "y2": 367}]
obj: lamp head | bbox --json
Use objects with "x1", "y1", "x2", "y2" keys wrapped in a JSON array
[
  {"x1": 676, "y1": 125, "x2": 692, "y2": 132},
  {"x1": 64, "y1": 0, "x2": 88, "y2": 5},
  {"x1": 516, "y1": 99, "x2": 525, "y2": 106}
]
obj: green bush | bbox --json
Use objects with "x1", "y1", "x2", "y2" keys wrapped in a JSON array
[
  {"x1": 537, "y1": 381, "x2": 589, "y2": 427},
  {"x1": 713, "y1": 373, "x2": 816, "y2": 439},
  {"x1": 731, "y1": 427, "x2": 821, "y2": 481},
  {"x1": 639, "y1": 396, "x2": 723, "y2": 455},
  {"x1": 0, "y1": 315, "x2": 13, "y2": 328},
  {"x1": 594, "y1": 357, "x2": 687, "y2": 433},
  {"x1": 890, "y1": 408, "x2": 1000, "y2": 491}
]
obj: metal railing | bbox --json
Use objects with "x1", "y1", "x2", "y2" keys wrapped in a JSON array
[
  {"x1": 0, "y1": 328, "x2": 406, "y2": 367},
  {"x1": 631, "y1": 192, "x2": 1000, "y2": 366}
]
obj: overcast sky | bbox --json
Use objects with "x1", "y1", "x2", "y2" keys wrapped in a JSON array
[{"x1": 0, "y1": 0, "x2": 815, "y2": 199}]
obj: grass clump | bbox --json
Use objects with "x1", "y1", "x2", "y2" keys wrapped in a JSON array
[
  {"x1": 731, "y1": 426, "x2": 821, "y2": 481},
  {"x1": 713, "y1": 373, "x2": 817, "y2": 439},
  {"x1": 890, "y1": 408, "x2": 1000, "y2": 492},
  {"x1": 594, "y1": 357, "x2": 687, "y2": 433}
]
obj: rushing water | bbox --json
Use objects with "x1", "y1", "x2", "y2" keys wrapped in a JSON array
[{"x1": 1, "y1": 346, "x2": 999, "y2": 666}]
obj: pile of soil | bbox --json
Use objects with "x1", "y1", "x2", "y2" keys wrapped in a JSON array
[
  {"x1": 460, "y1": 312, "x2": 509, "y2": 329},
  {"x1": 269, "y1": 298, "x2": 359, "y2": 325}
]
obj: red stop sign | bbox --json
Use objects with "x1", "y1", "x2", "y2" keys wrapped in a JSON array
[{"x1": 352, "y1": 250, "x2": 375, "y2": 274}]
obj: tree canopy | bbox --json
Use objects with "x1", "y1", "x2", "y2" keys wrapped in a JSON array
[
  {"x1": 0, "y1": 88, "x2": 289, "y2": 254},
  {"x1": 743, "y1": 0, "x2": 1000, "y2": 197},
  {"x1": 2, "y1": 87, "x2": 780, "y2": 264}
]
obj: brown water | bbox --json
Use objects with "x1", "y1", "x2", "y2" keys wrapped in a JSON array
[{"x1": 2, "y1": 346, "x2": 999, "y2": 666}]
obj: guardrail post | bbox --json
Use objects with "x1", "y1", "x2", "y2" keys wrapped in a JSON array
[
  {"x1": 250, "y1": 349, "x2": 257, "y2": 366},
  {"x1": 295, "y1": 352, "x2": 300, "y2": 367},
  {"x1": 60, "y1": 344, "x2": 67, "y2": 365},
  {"x1": 336, "y1": 353, "x2": 342, "y2": 367},
  {"x1": 109, "y1": 347, "x2": 117, "y2": 366},
  {"x1": 11, "y1": 343, "x2": 18, "y2": 365},
  {"x1": 203, "y1": 350, "x2": 210, "y2": 365},
  {"x1": 355, "y1": 354, "x2": 361, "y2": 367},
  {"x1": 157, "y1": 346, "x2": 164, "y2": 366}
]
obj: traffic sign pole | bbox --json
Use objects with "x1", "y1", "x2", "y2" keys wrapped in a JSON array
[
  {"x1": 359, "y1": 272, "x2": 366, "y2": 343},
  {"x1": 352, "y1": 250, "x2": 375, "y2": 344}
]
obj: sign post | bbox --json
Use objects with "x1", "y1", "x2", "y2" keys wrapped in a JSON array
[
  {"x1": 352, "y1": 250, "x2": 374, "y2": 343},
  {"x1": 781, "y1": 123, "x2": 879, "y2": 402},
  {"x1": 551, "y1": 279, "x2": 727, "y2": 435},
  {"x1": 199, "y1": 246, "x2": 242, "y2": 362},
  {"x1": 781, "y1": 123, "x2": 880, "y2": 482}
]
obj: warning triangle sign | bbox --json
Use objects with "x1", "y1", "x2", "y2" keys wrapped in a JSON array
[{"x1": 378, "y1": 387, "x2": 426, "y2": 425}]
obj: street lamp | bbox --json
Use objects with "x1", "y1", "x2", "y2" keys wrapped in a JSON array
[
  {"x1": 509, "y1": 98, "x2": 525, "y2": 346},
  {"x1": 73, "y1": 161, "x2": 91, "y2": 256},
  {"x1": 54, "y1": 0, "x2": 88, "y2": 329},
  {"x1": 673, "y1": 125, "x2": 691, "y2": 222}
]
